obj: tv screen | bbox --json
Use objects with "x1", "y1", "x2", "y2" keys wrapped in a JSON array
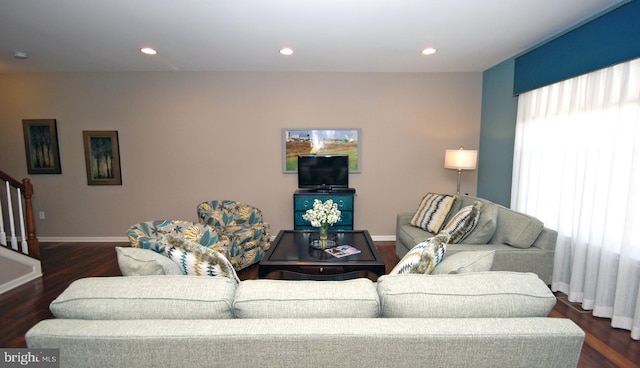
[{"x1": 297, "y1": 155, "x2": 349, "y2": 190}]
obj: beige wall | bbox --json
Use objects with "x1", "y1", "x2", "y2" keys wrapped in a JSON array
[{"x1": 0, "y1": 72, "x2": 482, "y2": 240}]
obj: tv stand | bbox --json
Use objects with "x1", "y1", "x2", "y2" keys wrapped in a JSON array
[{"x1": 293, "y1": 188, "x2": 355, "y2": 230}]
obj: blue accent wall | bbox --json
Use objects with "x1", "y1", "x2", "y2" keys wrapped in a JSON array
[
  {"x1": 478, "y1": 58, "x2": 518, "y2": 207},
  {"x1": 479, "y1": 0, "x2": 636, "y2": 207}
]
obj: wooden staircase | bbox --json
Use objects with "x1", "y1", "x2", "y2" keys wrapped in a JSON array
[{"x1": 0, "y1": 169, "x2": 40, "y2": 259}]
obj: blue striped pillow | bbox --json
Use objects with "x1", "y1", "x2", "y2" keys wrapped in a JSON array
[{"x1": 410, "y1": 193, "x2": 457, "y2": 233}]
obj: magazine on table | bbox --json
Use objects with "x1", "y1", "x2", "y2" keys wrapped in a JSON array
[{"x1": 325, "y1": 244, "x2": 361, "y2": 258}]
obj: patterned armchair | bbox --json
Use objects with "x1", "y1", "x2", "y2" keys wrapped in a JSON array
[
  {"x1": 127, "y1": 220, "x2": 226, "y2": 254},
  {"x1": 196, "y1": 200, "x2": 271, "y2": 271}
]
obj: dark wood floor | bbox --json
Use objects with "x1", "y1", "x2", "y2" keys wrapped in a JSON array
[{"x1": 1, "y1": 242, "x2": 638, "y2": 367}]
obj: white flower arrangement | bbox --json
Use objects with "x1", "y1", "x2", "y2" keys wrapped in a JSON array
[{"x1": 302, "y1": 199, "x2": 341, "y2": 227}]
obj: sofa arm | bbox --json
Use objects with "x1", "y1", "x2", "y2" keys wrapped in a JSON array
[
  {"x1": 397, "y1": 212, "x2": 413, "y2": 228},
  {"x1": 396, "y1": 213, "x2": 418, "y2": 258},
  {"x1": 532, "y1": 227, "x2": 558, "y2": 251}
]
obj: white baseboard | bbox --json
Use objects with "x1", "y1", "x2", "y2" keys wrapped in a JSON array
[
  {"x1": 0, "y1": 247, "x2": 42, "y2": 295},
  {"x1": 371, "y1": 235, "x2": 396, "y2": 242}
]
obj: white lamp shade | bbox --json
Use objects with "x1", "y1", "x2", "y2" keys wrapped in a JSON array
[{"x1": 444, "y1": 149, "x2": 478, "y2": 170}]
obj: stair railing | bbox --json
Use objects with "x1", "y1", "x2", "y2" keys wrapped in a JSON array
[{"x1": 0, "y1": 169, "x2": 40, "y2": 259}]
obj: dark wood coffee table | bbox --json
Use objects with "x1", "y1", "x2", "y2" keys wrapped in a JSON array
[{"x1": 259, "y1": 230, "x2": 385, "y2": 281}]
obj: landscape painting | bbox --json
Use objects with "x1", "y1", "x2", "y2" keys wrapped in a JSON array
[{"x1": 282, "y1": 128, "x2": 361, "y2": 173}]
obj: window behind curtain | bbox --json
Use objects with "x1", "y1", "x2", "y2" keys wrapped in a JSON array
[{"x1": 512, "y1": 57, "x2": 640, "y2": 340}]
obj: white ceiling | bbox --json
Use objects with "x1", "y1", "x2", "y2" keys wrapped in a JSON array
[{"x1": 0, "y1": 0, "x2": 625, "y2": 73}]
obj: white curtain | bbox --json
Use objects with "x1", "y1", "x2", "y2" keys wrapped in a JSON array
[{"x1": 512, "y1": 58, "x2": 640, "y2": 340}]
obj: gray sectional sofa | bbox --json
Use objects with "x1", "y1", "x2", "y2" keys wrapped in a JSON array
[
  {"x1": 26, "y1": 272, "x2": 584, "y2": 368},
  {"x1": 397, "y1": 195, "x2": 557, "y2": 284}
]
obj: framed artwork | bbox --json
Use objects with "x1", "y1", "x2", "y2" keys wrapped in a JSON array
[
  {"x1": 82, "y1": 130, "x2": 122, "y2": 185},
  {"x1": 282, "y1": 128, "x2": 361, "y2": 173},
  {"x1": 22, "y1": 119, "x2": 62, "y2": 174}
]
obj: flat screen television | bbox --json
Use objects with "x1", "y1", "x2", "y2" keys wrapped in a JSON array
[{"x1": 297, "y1": 155, "x2": 349, "y2": 190}]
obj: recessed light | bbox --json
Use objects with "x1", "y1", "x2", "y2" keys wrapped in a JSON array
[
  {"x1": 13, "y1": 51, "x2": 28, "y2": 59},
  {"x1": 279, "y1": 47, "x2": 294, "y2": 56},
  {"x1": 140, "y1": 47, "x2": 157, "y2": 55},
  {"x1": 421, "y1": 48, "x2": 437, "y2": 55}
]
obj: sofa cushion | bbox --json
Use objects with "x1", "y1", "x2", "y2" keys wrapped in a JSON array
[
  {"x1": 398, "y1": 221, "x2": 435, "y2": 247},
  {"x1": 390, "y1": 232, "x2": 450, "y2": 275},
  {"x1": 442, "y1": 202, "x2": 481, "y2": 243},
  {"x1": 461, "y1": 199, "x2": 498, "y2": 244},
  {"x1": 233, "y1": 279, "x2": 379, "y2": 318},
  {"x1": 163, "y1": 235, "x2": 239, "y2": 283},
  {"x1": 116, "y1": 246, "x2": 183, "y2": 276},
  {"x1": 50, "y1": 276, "x2": 237, "y2": 320},
  {"x1": 432, "y1": 250, "x2": 495, "y2": 274},
  {"x1": 377, "y1": 272, "x2": 556, "y2": 318},
  {"x1": 410, "y1": 193, "x2": 456, "y2": 233},
  {"x1": 491, "y1": 207, "x2": 544, "y2": 249}
]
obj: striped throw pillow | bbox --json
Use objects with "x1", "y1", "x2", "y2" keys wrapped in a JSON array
[
  {"x1": 442, "y1": 201, "x2": 481, "y2": 243},
  {"x1": 410, "y1": 193, "x2": 457, "y2": 233}
]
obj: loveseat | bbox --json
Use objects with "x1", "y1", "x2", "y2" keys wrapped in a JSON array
[
  {"x1": 26, "y1": 272, "x2": 584, "y2": 368},
  {"x1": 397, "y1": 194, "x2": 557, "y2": 284}
]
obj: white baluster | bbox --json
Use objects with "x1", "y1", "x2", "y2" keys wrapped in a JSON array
[
  {"x1": 17, "y1": 188, "x2": 28, "y2": 254},
  {"x1": 0, "y1": 180, "x2": 6, "y2": 246},
  {"x1": 6, "y1": 181, "x2": 18, "y2": 250}
]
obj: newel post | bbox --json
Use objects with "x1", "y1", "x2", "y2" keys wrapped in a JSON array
[{"x1": 22, "y1": 178, "x2": 40, "y2": 259}]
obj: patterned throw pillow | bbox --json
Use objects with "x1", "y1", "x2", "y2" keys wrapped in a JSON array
[
  {"x1": 442, "y1": 201, "x2": 482, "y2": 243},
  {"x1": 410, "y1": 193, "x2": 456, "y2": 233},
  {"x1": 390, "y1": 232, "x2": 451, "y2": 275},
  {"x1": 115, "y1": 247, "x2": 183, "y2": 276},
  {"x1": 162, "y1": 235, "x2": 239, "y2": 283}
]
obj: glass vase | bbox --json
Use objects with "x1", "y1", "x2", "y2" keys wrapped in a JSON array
[
  {"x1": 310, "y1": 223, "x2": 334, "y2": 249},
  {"x1": 319, "y1": 223, "x2": 329, "y2": 242}
]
